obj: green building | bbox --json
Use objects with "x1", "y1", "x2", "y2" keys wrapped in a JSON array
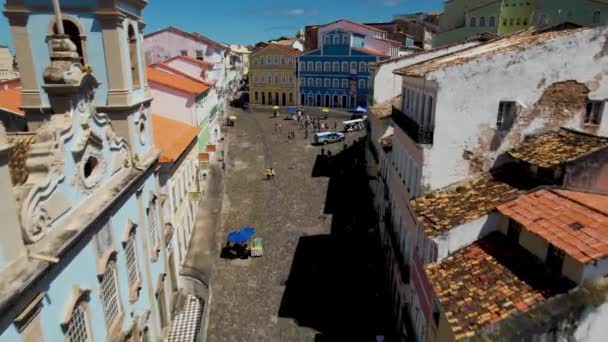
[{"x1": 433, "y1": 0, "x2": 608, "y2": 47}]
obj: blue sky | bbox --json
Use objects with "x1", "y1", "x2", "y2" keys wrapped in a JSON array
[{"x1": 0, "y1": 0, "x2": 444, "y2": 48}]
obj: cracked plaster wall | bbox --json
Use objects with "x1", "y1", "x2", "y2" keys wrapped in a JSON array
[{"x1": 406, "y1": 26, "x2": 608, "y2": 192}]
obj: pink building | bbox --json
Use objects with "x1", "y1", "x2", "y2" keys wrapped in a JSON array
[
  {"x1": 161, "y1": 56, "x2": 215, "y2": 84},
  {"x1": 143, "y1": 26, "x2": 227, "y2": 66},
  {"x1": 318, "y1": 19, "x2": 401, "y2": 57}
]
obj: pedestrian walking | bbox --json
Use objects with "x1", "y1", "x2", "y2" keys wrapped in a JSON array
[
  {"x1": 222, "y1": 160, "x2": 226, "y2": 170},
  {"x1": 334, "y1": 120, "x2": 338, "y2": 130},
  {"x1": 321, "y1": 147, "x2": 325, "y2": 156},
  {"x1": 304, "y1": 129, "x2": 309, "y2": 139}
]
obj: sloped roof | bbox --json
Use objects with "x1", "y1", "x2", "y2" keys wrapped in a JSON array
[
  {"x1": 0, "y1": 88, "x2": 23, "y2": 116},
  {"x1": 353, "y1": 47, "x2": 388, "y2": 57},
  {"x1": 507, "y1": 128, "x2": 608, "y2": 168},
  {"x1": 411, "y1": 172, "x2": 522, "y2": 238},
  {"x1": 252, "y1": 43, "x2": 301, "y2": 57},
  {"x1": 497, "y1": 188, "x2": 608, "y2": 264},
  {"x1": 393, "y1": 27, "x2": 587, "y2": 77},
  {"x1": 144, "y1": 26, "x2": 227, "y2": 50},
  {"x1": 321, "y1": 19, "x2": 386, "y2": 33},
  {"x1": 370, "y1": 96, "x2": 400, "y2": 119},
  {"x1": 426, "y1": 232, "x2": 574, "y2": 340},
  {"x1": 152, "y1": 115, "x2": 200, "y2": 164},
  {"x1": 146, "y1": 67, "x2": 209, "y2": 96},
  {"x1": 165, "y1": 55, "x2": 215, "y2": 68},
  {"x1": 149, "y1": 63, "x2": 211, "y2": 85}
]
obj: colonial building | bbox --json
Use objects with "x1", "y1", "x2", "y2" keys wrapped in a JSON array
[
  {"x1": 367, "y1": 24, "x2": 608, "y2": 341},
  {"x1": 0, "y1": 0, "x2": 183, "y2": 340},
  {"x1": 146, "y1": 66, "x2": 219, "y2": 154},
  {"x1": 298, "y1": 20, "x2": 393, "y2": 109},
  {"x1": 144, "y1": 26, "x2": 230, "y2": 116},
  {"x1": 152, "y1": 115, "x2": 201, "y2": 290},
  {"x1": 249, "y1": 44, "x2": 300, "y2": 106}
]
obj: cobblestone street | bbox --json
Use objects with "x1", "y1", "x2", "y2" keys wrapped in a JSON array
[{"x1": 206, "y1": 108, "x2": 390, "y2": 341}]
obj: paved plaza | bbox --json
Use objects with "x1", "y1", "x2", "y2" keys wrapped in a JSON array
[{"x1": 205, "y1": 107, "x2": 390, "y2": 341}]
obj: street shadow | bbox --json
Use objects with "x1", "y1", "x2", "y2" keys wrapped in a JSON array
[{"x1": 279, "y1": 137, "x2": 390, "y2": 339}]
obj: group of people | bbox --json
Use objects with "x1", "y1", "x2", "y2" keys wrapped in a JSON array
[{"x1": 265, "y1": 167, "x2": 275, "y2": 180}]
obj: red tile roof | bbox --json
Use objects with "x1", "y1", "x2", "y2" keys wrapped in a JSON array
[
  {"x1": 0, "y1": 88, "x2": 23, "y2": 116},
  {"x1": 146, "y1": 67, "x2": 209, "y2": 96},
  {"x1": 263, "y1": 43, "x2": 302, "y2": 56},
  {"x1": 497, "y1": 188, "x2": 608, "y2": 264},
  {"x1": 426, "y1": 232, "x2": 574, "y2": 340},
  {"x1": 149, "y1": 63, "x2": 211, "y2": 85},
  {"x1": 353, "y1": 47, "x2": 389, "y2": 57},
  {"x1": 165, "y1": 55, "x2": 215, "y2": 68},
  {"x1": 152, "y1": 114, "x2": 200, "y2": 163}
]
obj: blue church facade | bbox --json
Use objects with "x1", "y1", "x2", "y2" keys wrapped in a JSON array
[
  {"x1": 298, "y1": 28, "x2": 388, "y2": 109},
  {"x1": 0, "y1": 1, "x2": 199, "y2": 341}
]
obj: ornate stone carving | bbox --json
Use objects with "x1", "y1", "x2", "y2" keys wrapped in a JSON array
[{"x1": 43, "y1": 35, "x2": 83, "y2": 85}]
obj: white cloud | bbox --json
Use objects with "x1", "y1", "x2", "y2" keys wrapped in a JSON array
[
  {"x1": 383, "y1": 0, "x2": 403, "y2": 7},
  {"x1": 286, "y1": 8, "x2": 305, "y2": 15}
]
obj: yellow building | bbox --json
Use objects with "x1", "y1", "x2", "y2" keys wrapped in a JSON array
[{"x1": 250, "y1": 44, "x2": 300, "y2": 106}]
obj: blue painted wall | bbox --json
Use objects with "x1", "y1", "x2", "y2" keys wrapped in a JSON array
[{"x1": 298, "y1": 30, "x2": 381, "y2": 108}]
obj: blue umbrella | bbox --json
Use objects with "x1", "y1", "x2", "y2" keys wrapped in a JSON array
[
  {"x1": 227, "y1": 227, "x2": 255, "y2": 244},
  {"x1": 287, "y1": 107, "x2": 297, "y2": 113}
]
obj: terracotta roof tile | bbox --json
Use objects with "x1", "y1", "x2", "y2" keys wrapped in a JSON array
[
  {"x1": 410, "y1": 171, "x2": 525, "y2": 238},
  {"x1": 152, "y1": 115, "x2": 200, "y2": 163},
  {"x1": 507, "y1": 128, "x2": 608, "y2": 168},
  {"x1": 394, "y1": 27, "x2": 587, "y2": 77},
  {"x1": 6, "y1": 133, "x2": 37, "y2": 185},
  {"x1": 425, "y1": 232, "x2": 574, "y2": 340},
  {"x1": 146, "y1": 67, "x2": 209, "y2": 96},
  {"x1": 0, "y1": 88, "x2": 23, "y2": 116},
  {"x1": 497, "y1": 188, "x2": 608, "y2": 264},
  {"x1": 149, "y1": 63, "x2": 211, "y2": 85}
]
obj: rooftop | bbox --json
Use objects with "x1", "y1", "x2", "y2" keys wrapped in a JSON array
[
  {"x1": 410, "y1": 170, "x2": 527, "y2": 238},
  {"x1": 353, "y1": 47, "x2": 389, "y2": 57},
  {"x1": 426, "y1": 232, "x2": 574, "y2": 340},
  {"x1": 393, "y1": 26, "x2": 587, "y2": 77},
  {"x1": 149, "y1": 63, "x2": 211, "y2": 85},
  {"x1": 507, "y1": 128, "x2": 608, "y2": 168},
  {"x1": 0, "y1": 88, "x2": 23, "y2": 116},
  {"x1": 320, "y1": 18, "x2": 386, "y2": 33},
  {"x1": 252, "y1": 43, "x2": 301, "y2": 57},
  {"x1": 146, "y1": 67, "x2": 209, "y2": 96},
  {"x1": 370, "y1": 96, "x2": 400, "y2": 119},
  {"x1": 152, "y1": 115, "x2": 200, "y2": 164},
  {"x1": 165, "y1": 55, "x2": 215, "y2": 68},
  {"x1": 497, "y1": 188, "x2": 608, "y2": 264},
  {"x1": 144, "y1": 26, "x2": 227, "y2": 50}
]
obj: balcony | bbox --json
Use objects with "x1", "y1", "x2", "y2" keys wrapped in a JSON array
[{"x1": 391, "y1": 106, "x2": 434, "y2": 145}]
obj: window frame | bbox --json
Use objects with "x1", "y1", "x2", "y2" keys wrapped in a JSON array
[
  {"x1": 496, "y1": 101, "x2": 516, "y2": 130},
  {"x1": 99, "y1": 258, "x2": 123, "y2": 337},
  {"x1": 122, "y1": 221, "x2": 142, "y2": 303},
  {"x1": 585, "y1": 101, "x2": 604, "y2": 126}
]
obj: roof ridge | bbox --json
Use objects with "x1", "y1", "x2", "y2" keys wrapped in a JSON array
[
  {"x1": 549, "y1": 188, "x2": 608, "y2": 217},
  {"x1": 150, "y1": 63, "x2": 211, "y2": 85}
]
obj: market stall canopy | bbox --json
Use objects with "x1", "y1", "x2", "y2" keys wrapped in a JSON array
[
  {"x1": 229, "y1": 115, "x2": 237, "y2": 120},
  {"x1": 272, "y1": 106, "x2": 280, "y2": 110},
  {"x1": 227, "y1": 227, "x2": 255, "y2": 244}
]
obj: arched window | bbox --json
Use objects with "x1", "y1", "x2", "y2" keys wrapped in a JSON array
[
  {"x1": 479, "y1": 16, "x2": 486, "y2": 27},
  {"x1": 299, "y1": 62, "x2": 305, "y2": 71},
  {"x1": 147, "y1": 200, "x2": 159, "y2": 259},
  {"x1": 333, "y1": 35, "x2": 341, "y2": 45},
  {"x1": 307, "y1": 61, "x2": 314, "y2": 71},
  {"x1": 53, "y1": 19, "x2": 85, "y2": 65},
  {"x1": 332, "y1": 79, "x2": 339, "y2": 88},
  {"x1": 359, "y1": 79, "x2": 366, "y2": 89},
  {"x1": 123, "y1": 221, "x2": 141, "y2": 302},
  {"x1": 342, "y1": 62, "x2": 348, "y2": 73},
  {"x1": 333, "y1": 62, "x2": 340, "y2": 72},
  {"x1": 342, "y1": 35, "x2": 349, "y2": 45},
  {"x1": 324, "y1": 35, "x2": 331, "y2": 45},
  {"x1": 315, "y1": 62, "x2": 322, "y2": 72},
  {"x1": 324, "y1": 62, "x2": 331, "y2": 72},
  {"x1": 61, "y1": 288, "x2": 93, "y2": 342},
  {"x1": 316, "y1": 78, "x2": 322, "y2": 87},
  {"x1": 341, "y1": 79, "x2": 348, "y2": 88},
  {"x1": 470, "y1": 17, "x2": 476, "y2": 27},
  {"x1": 324, "y1": 78, "x2": 331, "y2": 88},
  {"x1": 350, "y1": 61, "x2": 357, "y2": 73},
  {"x1": 128, "y1": 25, "x2": 141, "y2": 89},
  {"x1": 308, "y1": 78, "x2": 314, "y2": 87},
  {"x1": 489, "y1": 16, "x2": 496, "y2": 27}
]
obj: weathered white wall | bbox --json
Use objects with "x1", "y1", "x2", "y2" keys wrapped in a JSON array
[
  {"x1": 574, "y1": 300, "x2": 608, "y2": 342},
  {"x1": 370, "y1": 41, "x2": 481, "y2": 105},
  {"x1": 433, "y1": 212, "x2": 501, "y2": 261},
  {"x1": 410, "y1": 26, "x2": 608, "y2": 190}
]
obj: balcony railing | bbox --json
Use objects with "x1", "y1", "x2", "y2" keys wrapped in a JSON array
[{"x1": 391, "y1": 106, "x2": 434, "y2": 145}]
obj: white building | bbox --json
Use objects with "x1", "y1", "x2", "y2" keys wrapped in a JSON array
[
  {"x1": 368, "y1": 23, "x2": 608, "y2": 342},
  {"x1": 393, "y1": 25, "x2": 608, "y2": 192}
]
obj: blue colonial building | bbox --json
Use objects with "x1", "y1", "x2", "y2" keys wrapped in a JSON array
[
  {"x1": 0, "y1": 1, "x2": 203, "y2": 341},
  {"x1": 298, "y1": 27, "x2": 389, "y2": 109}
]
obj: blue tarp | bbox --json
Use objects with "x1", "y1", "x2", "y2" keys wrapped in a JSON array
[
  {"x1": 287, "y1": 107, "x2": 297, "y2": 113},
  {"x1": 352, "y1": 106, "x2": 368, "y2": 113},
  {"x1": 227, "y1": 227, "x2": 255, "y2": 244}
]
